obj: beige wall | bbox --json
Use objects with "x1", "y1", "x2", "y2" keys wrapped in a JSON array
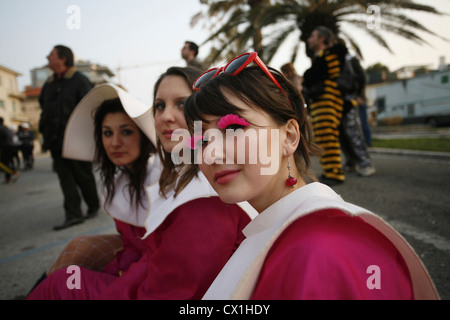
[{"x1": 0, "y1": 65, "x2": 24, "y2": 127}]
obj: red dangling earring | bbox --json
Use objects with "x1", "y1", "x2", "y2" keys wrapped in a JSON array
[{"x1": 285, "y1": 158, "x2": 297, "y2": 188}]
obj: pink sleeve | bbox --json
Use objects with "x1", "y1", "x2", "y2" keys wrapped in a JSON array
[
  {"x1": 251, "y1": 209, "x2": 414, "y2": 300},
  {"x1": 100, "y1": 197, "x2": 250, "y2": 299}
]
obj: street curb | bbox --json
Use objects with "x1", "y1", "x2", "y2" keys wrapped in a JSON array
[{"x1": 369, "y1": 147, "x2": 450, "y2": 161}]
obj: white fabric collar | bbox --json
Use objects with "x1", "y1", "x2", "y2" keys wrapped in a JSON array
[
  {"x1": 242, "y1": 182, "x2": 346, "y2": 237},
  {"x1": 104, "y1": 154, "x2": 258, "y2": 238},
  {"x1": 203, "y1": 182, "x2": 439, "y2": 300},
  {"x1": 143, "y1": 171, "x2": 217, "y2": 238},
  {"x1": 143, "y1": 169, "x2": 257, "y2": 238}
]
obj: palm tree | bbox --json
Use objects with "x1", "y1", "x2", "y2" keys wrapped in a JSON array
[
  {"x1": 192, "y1": 0, "x2": 271, "y2": 66},
  {"x1": 193, "y1": 0, "x2": 447, "y2": 65}
]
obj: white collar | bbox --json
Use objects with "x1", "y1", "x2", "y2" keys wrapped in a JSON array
[
  {"x1": 203, "y1": 182, "x2": 372, "y2": 300},
  {"x1": 203, "y1": 182, "x2": 439, "y2": 300},
  {"x1": 243, "y1": 182, "x2": 344, "y2": 237},
  {"x1": 142, "y1": 171, "x2": 217, "y2": 238}
]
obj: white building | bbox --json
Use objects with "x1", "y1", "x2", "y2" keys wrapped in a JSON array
[
  {"x1": 367, "y1": 69, "x2": 450, "y2": 126},
  {"x1": 0, "y1": 65, "x2": 25, "y2": 126}
]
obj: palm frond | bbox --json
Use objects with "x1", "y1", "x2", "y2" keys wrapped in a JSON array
[
  {"x1": 261, "y1": 24, "x2": 298, "y2": 62},
  {"x1": 343, "y1": 19, "x2": 393, "y2": 53},
  {"x1": 195, "y1": 0, "x2": 448, "y2": 66}
]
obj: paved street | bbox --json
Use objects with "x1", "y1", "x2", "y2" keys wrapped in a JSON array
[
  {"x1": 0, "y1": 154, "x2": 116, "y2": 300},
  {"x1": 1, "y1": 147, "x2": 450, "y2": 300},
  {"x1": 326, "y1": 151, "x2": 450, "y2": 299}
]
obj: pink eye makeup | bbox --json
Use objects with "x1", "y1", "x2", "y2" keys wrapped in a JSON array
[
  {"x1": 217, "y1": 114, "x2": 250, "y2": 130},
  {"x1": 186, "y1": 114, "x2": 251, "y2": 150}
]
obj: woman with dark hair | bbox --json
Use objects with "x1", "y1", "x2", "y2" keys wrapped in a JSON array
[
  {"x1": 27, "y1": 67, "x2": 254, "y2": 300},
  {"x1": 183, "y1": 52, "x2": 439, "y2": 300},
  {"x1": 32, "y1": 85, "x2": 161, "y2": 284},
  {"x1": 93, "y1": 98, "x2": 156, "y2": 210}
]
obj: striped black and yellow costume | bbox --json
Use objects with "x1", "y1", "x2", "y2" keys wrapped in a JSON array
[{"x1": 303, "y1": 48, "x2": 345, "y2": 182}]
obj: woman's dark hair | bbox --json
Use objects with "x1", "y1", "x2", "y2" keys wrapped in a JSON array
[
  {"x1": 93, "y1": 98, "x2": 156, "y2": 208},
  {"x1": 152, "y1": 66, "x2": 203, "y2": 198},
  {"x1": 184, "y1": 65, "x2": 322, "y2": 182}
]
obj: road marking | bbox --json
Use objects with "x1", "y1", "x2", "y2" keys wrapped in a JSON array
[
  {"x1": 389, "y1": 220, "x2": 450, "y2": 253},
  {"x1": 372, "y1": 152, "x2": 450, "y2": 165}
]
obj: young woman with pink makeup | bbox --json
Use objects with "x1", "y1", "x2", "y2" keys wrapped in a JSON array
[{"x1": 184, "y1": 52, "x2": 439, "y2": 300}]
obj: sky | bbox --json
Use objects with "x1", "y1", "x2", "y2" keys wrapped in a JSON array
[{"x1": 1, "y1": 0, "x2": 450, "y2": 105}]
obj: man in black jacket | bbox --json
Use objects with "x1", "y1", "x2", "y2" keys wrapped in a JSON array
[{"x1": 39, "y1": 45, "x2": 100, "y2": 230}]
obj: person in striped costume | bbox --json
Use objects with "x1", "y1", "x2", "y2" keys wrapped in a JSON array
[{"x1": 303, "y1": 26, "x2": 345, "y2": 186}]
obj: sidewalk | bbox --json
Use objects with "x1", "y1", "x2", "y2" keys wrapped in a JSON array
[
  {"x1": 369, "y1": 147, "x2": 450, "y2": 161},
  {"x1": 370, "y1": 124, "x2": 450, "y2": 160},
  {"x1": 371, "y1": 124, "x2": 450, "y2": 139},
  {"x1": 0, "y1": 154, "x2": 116, "y2": 300}
]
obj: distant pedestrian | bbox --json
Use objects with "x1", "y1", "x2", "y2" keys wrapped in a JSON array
[
  {"x1": 357, "y1": 97, "x2": 372, "y2": 145},
  {"x1": 39, "y1": 45, "x2": 100, "y2": 230},
  {"x1": 17, "y1": 122, "x2": 35, "y2": 170},
  {"x1": 336, "y1": 44, "x2": 373, "y2": 146},
  {"x1": 303, "y1": 26, "x2": 345, "y2": 186},
  {"x1": 0, "y1": 117, "x2": 20, "y2": 183},
  {"x1": 9, "y1": 124, "x2": 21, "y2": 170},
  {"x1": 339, "y1": 105, "x2": 376, "y2": 176},
  {"x1": 331, "y1": 38, "x2": 375, "y2": 177},
  {"x1": 281, "y1": 62, "x2": 303, "y2": 93},
  {"x1": 351, "y1": 57, "x2": 372, "y2": 146},
  {"x1": 181, "y1": 41, "x2": 205, "y2": 71}
]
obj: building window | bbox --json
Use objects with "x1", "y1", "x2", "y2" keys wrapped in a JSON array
[
  {"x1": 407, "y1": 103, "x2": 415, "y2": 117},
  {"x1": 376, "y1": 97, "x2": 386, "y2": 114},
  {"x1": 36, "y1": 69, "x2": 49, "y2": 81}
]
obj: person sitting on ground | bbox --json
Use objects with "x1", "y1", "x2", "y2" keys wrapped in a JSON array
[
  {"x1": 27, "y1": 67, "x2": 255, "y2": 300},
  {"x1": 183, "y1": 52, "x2": 439, "y2": 300}
]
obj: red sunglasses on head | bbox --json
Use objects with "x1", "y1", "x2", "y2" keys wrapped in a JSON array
[{"x1": 193, "y1": 52, "x2": 287, "y2": 98}]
